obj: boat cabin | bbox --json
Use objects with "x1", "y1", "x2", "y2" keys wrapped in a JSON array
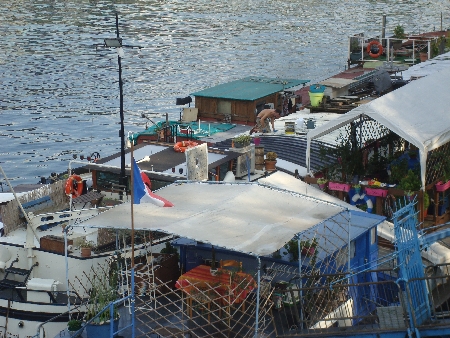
[
  {"x1": 190, "y1": 76, "x2": 309, "y2": 124},
  {"x1": 84, "y1": 142, "x2": 258, "y2": 194}
]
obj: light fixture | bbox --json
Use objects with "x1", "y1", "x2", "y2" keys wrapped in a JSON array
[{"x1": 104, "y1": 38, "x2": 122, "y2": 48}]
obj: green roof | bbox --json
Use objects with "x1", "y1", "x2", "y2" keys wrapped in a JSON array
[{"x1": 190, "y1": 77, "x2": 310, "y2": 101}]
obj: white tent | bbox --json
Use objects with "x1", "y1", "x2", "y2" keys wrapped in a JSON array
[
  {"x1": 306, "y1": 65, "x2": 450, "y2": 189},
  {"x1": 75, "y1": 181, "x2": 385, "y2": 257}
]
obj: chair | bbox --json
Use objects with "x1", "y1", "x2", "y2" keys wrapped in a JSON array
[{"x1": 219, "y1": 259, "x2": 242, "y2": 272}]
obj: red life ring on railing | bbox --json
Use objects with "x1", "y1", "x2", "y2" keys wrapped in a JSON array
[
  {"x1": 366, "y1": 40, "x2": 383, "y2": 58},
  {"x1": 65, "y1": 174, "x2": 83, "y2": 198},
  {"x1": 173, "y1": 141, "x2": 198, "y2": 153}
]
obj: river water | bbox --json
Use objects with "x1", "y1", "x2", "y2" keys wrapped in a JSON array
[{"x1": 0, "y1": 0, "x2": 448, "y2": 186}]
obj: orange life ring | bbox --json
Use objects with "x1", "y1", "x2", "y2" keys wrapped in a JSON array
[
  {"x1": 366, "y1": 40, "x2": 383, "y2": 58},
  {"x1": 65, "y1": 174, "x2": 83, "y2": 198},
  {"x1": 173, "y1": 141, "x2": 198, "y2": 153}
]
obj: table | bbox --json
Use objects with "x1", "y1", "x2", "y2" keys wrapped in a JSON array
[{"x1": 175, "y1": 265, "x2": 256, "y2": 323}]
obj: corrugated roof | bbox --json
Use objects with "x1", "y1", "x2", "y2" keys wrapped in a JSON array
[{"x1": 191, "y1": 77, "x2": 309, "y2": 101}]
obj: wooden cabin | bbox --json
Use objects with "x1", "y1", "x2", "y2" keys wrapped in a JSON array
[{"x1": 190, "y1": 77, "x2": 309, "y2": 124}]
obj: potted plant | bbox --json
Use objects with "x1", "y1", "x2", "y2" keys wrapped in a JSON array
[
  {"x1": 392, "y1": 25, "x2": 405, "y2": 49},
  {"x1": 399, "y1": 169, "x2": 421, "y2": 198},
  {"x1": 67, "y1": 319, "x2": 83, "y2": 337},
  {"x1": 316, "y1": 178, "x2": 328, "y2": 190},
  {"x1": 84, "y1": 260, "x2": 120, "y2": 337},
  {"x1": 233, "y1": 134, "x2": 251, "y2": 148},
  {"x1": 284, "y1": 238, "x2": 318, "y2": 261},
  {"x1": 265, "y1": 151, "x2": 277, "y2": 171},
  {"x1": 78, "y1": 239, "x2": 95, "y2": 258}
]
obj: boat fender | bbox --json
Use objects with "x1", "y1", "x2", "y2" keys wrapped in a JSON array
[{"x1": 351, "y1": 193, "x2": 373, "y2": 213}]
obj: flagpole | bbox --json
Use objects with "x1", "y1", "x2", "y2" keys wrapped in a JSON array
[{"x1": 130, "y1": 141, "x2": 135, "y2": 268}]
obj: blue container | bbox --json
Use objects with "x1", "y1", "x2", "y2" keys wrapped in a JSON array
[{"x1": 309, "y1": 84, "x2": 326, "y2": 93}]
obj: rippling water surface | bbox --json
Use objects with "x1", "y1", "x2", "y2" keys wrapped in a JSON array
[{"x1": 1, "y1": 0, "x2": 449, "y2": 185}]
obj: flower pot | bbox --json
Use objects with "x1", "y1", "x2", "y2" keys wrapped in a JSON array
[
  {"x1": 318, "y1": 183, "x2": 327, "y2": 190},
  {"x1": 328, "y1": 182, "x2": 351, "y2": 192},
  {"x1": 253, "y1": 137, "x2": 261, "y2": 146},
  {"x1": 234, "y1": 141, "x2": 250, "y2": 148},
  {"x1": 265, "y1": 160, "x2": 277, "y2": 171},
  {"x1": 81, "y1": 247, "x2": 92, "y2": 258},
  {"x1": 67, "y1": 329, "x2": 83, "y2": 338},
  {"x1": 86, "y1": 318, "x2": 119, "y2": 338},
  {"x1": 435, "y1": 180, "x2": 450, "y2": 192},
  {"x1": 365, "y1": 187, "x2": 388, "y2": 198},
  {"x1": 420, "y1": 52, "x2": 428, "y2": 62}
]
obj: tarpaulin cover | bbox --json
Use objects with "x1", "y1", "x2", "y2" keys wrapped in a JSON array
[{"x1": 75, "y1": 180, "x2": 384, "y2": 256}]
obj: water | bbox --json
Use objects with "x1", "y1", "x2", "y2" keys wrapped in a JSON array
[{"x1": 1, "y1": 0, "x2": 449, "y2": 186}]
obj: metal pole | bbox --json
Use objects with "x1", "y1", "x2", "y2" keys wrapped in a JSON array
[
  {"x1": 116, "y1": 12, "x2": 126, "y2": 201},
  {"x1": 130, "y1": 142, "x2": 135, "y2": 267},
  {"x1": 254, "y1": 256, "x2": 261, "y2": 338}
]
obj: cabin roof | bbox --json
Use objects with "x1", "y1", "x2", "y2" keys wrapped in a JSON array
[{"x1": 191, "y1": 76, "x2": 309, "y2": 101}]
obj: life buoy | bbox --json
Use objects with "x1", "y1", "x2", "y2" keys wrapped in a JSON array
[
  {"x1": 65, "y1": 175, "x2": 83, "y2": 198},
  {"x1": 366, "y1": 40, "x2": 383, "y2": 58},
  {"x1": 173, "y1": 141, "x2": 198, "y2": 153},
  {"x1": 350, "y1": 193, "x2": 373, "y2": 213}
]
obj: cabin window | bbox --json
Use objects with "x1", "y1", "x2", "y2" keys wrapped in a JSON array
[
  {"x1": 96, "y1": 171, "x2": 123, "y2": 191},
  {"x1": 217, "y1": 100, "x2": 231, "y2": 117},
  {"x1": 256, "y1": 102, "x2": 266, "y2": 114}
]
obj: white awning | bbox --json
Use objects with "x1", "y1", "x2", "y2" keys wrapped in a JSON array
[
  {"x1": 306, "y1": 64, "x2": 450, "y2": 189},
  {"x1": 75, "y1": 181, "x2": 367, "y2": 256}
]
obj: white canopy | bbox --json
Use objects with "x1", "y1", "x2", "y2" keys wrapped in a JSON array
[
  {"x1": 76, "y1": 180, "x2": 384, "y2": 256},
  {"x1": 306, "y1": 65, "x2": 450, "y2": 189}
]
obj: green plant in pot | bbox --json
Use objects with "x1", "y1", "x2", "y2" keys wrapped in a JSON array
[
  {"x1": 233, "y1": 134, "x2": 251, "y2": 148},
  {"x1": 78, "y1": 239, "x2": 95, "y2": 258},
  {"x1": 399, "y1": 169, "x2": 421, "y2": 197},
  {"x1": 84, "y1": 259, "x2": 120, "y2": 337},
  {"x1": 317, "y1": 178, "x2": 328, "y2": 190},
  {"x1": 285, "y1": 238, "x2": 318, "y2": 261},
  {"x1": 265, "y1": 152, "x2": 277, "y2": 171}
]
